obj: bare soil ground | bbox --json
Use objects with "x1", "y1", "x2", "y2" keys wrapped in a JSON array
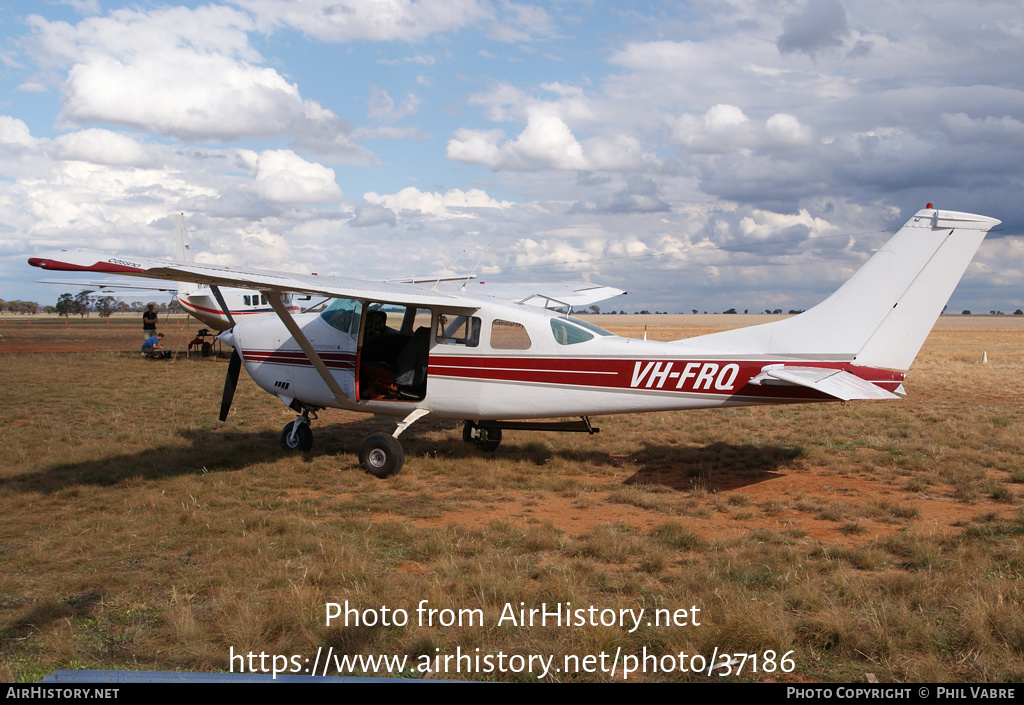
[
  {"x1": 0, "y1": 313, "x2": 197, "y2": 354},
  {"x1": 3, "y1": 313, "x2": 1019, "y2": 547},
  {"x1": 2, "y1": 314, "x2": 1022, "y2": 682}
]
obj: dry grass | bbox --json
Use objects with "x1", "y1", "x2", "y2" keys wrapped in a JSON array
[{"x1": 1, "y1": 315, "x2": 1022, "y2": 682}]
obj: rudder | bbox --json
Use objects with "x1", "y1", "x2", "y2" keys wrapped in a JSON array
[{"x1": 681, "y1": 207, "x2": 1000, "y2": 369}]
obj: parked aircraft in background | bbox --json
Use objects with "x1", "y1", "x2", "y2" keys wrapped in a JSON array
[{"x1": 28, "y1": 206, "x2": 998, "y2": 479}]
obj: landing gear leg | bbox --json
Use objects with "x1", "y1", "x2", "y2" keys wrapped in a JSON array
[
  {"x1": 463, "y1": 421, "x2": 502, "y2": 452},
  {"x1": 280, "y1": 407, "x2": 317, "y2": 452}
]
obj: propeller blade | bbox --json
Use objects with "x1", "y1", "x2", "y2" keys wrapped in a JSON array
[{"x1": 220, "y1": 347, "x2": 241, "y2": 421}]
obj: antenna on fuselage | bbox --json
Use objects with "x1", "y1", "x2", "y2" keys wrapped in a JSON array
[{"x1": 460, "y1": 245, "x2": 490, "y2": 292}]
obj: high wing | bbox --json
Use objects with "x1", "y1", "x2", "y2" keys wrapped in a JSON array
[
  {"x1": 29, "y1": 249, "x2": 470, "y2": 309},
  {"x1": 28, "y1": 249, "x2": 624, "y2": 309}
]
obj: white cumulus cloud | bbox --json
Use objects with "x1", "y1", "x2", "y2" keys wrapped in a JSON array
[
  {"x1": 53, "y1": 128, "x2": 154, "y2": 167},
  {"x1": 253, "y1": 150, "x2": 342, "y2": 204},
  {"x1": 364, "y1": 186, "x2": 512, "y2": 219}
]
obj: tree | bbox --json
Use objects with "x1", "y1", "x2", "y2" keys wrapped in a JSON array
[
  {"x1": 95, "y1": 296, "x2": 118, "y2": 318},
  {"x1": 1014, "y1": 310, "x2": 1023, "y2": 316},
  {"x1": 588, "y1": 305, "x2": 600, "y2": 314},
  {"x1": 56, "y1": 293, "x2": 76, "y2": 318},
  {"x1": 74, "y1": 290, "x2": 94, "y2": 317}
]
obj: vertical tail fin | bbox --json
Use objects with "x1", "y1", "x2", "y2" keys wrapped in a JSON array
[
  {"x1": 682, "y1": 208, "x2": 1000, "y2": 369},
  {"x1": 174, "y1": 213, "x2": 194, "y2": 263},
  {"x1": 174, "y1": 213, "x2": 197, "y2": 297}
]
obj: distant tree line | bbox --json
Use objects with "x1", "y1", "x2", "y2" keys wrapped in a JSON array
[
  {"x1": 4, "y1": 292, "x2": 1022, "y2": 317},
  {"x1": 1, "y1": 290, "x2": 181, "y2": 318},
  {"x1": 0, "y1": 299, "x2": 42, "y2": 314}
]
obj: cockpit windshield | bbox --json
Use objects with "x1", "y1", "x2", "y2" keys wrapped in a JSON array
[{"x1": 320, "y1": 298, "x2": 362, "y2": 337}]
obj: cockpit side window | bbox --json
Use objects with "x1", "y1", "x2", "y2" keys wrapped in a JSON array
[{"x1": 491, "y1": 319, "x2": 532, "y2": 350}]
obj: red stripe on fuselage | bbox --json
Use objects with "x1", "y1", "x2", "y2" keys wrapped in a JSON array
[
  {"x1": 428, "y1": 355, "x2": 903, "y2": 398},
  {"x1": 234, "y1": 348, "x2": 903, "y2": 400},
  {"x1": 242, "y1": 349, "x2": 356, "y2": 370},
  {"x1": 178, "y1": 297, "x2": 300, "y2": 317}
]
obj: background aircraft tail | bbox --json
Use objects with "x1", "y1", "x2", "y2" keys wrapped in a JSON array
[
  {"x1": 682, "y1": 207, "x2": 1000, "y2": 369},
  {"x1": 174, "y1": 213, "x2": 198, "y2": 297}
]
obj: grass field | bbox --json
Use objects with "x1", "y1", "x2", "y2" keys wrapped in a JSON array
[{"x1": 1, "y1": 314, "x2": 1022, "y2": 682}]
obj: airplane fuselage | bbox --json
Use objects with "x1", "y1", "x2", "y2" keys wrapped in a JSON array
[
  {"x1": 231, "y1": 299, "x2": 904, "y2": 422},
  {"x1": 178, "y1": 288, "x2": 301, "y2": 330}
]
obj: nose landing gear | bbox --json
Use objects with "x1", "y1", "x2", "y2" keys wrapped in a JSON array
[{"x1": 280, "y1": 407, "x2": 317, "y2": 452}]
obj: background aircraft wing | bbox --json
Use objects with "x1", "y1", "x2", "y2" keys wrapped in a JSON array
[
  {"x1": 446, "y1": 280, "x2": 626, "y2": 309},
  {"x1": 35, "y1": 277, "x2": 177, "y2": 293},
  {"x1": 28, "y1": 249, "x2": 475, "y2": 310}
]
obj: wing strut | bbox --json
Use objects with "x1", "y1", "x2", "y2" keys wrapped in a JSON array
[
  {"x1": 264, "y1": 290, "x2": 347, "y2": 404},
  {"x1": 209, "y1": 285, "x2": 236, "y2": 328}
]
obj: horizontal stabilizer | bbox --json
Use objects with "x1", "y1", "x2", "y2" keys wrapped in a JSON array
[{"x1": 750, "y1": 365, "x2": 901, "y2": 400}]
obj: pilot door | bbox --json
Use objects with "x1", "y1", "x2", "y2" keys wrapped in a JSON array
[{"x1": 356, "y1": 302, "x2": 433, "y2": 402}]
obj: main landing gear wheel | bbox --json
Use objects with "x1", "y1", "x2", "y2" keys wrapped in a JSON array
[
  {"x1": 360, "y1": 433, "x2": 404, "y2": 478},
  {"x1": 463, "y1": 422, "x2": 502, "y2": 452},
  {"x1": 280, "y1": 421, "x2": 313, "y2": 452}
]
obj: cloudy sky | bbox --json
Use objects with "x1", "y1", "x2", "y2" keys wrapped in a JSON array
[{"x1": 2, "y1": 0, "x2": 1022, "y2": 313}]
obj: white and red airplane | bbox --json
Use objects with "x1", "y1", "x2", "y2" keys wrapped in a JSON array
[{"x1": 28, "y1": 206, "x2": 999, "y2": 478}]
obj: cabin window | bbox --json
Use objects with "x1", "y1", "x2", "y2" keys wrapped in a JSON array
[
  {"x1": 436, "y1": 314, "x2": 481, "y2": 347},
  {"x1": 243, "y1": 295, "x2": 250, "y2": 306},
  {"x1": 490, "y1": 319, "x2": 532, "y2": 350},
  {"x1": 260, "y1": 295, "x2": 268, "y2": 306},
  {"x1": 550, "y1": 318, "x2": 594, "y2": 345}
]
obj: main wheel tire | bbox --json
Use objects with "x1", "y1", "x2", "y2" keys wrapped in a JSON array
[
  {"x1": 280, "y1": 422, "x2": 313, "y2": 452},
  {"x1": 360, "y1": 433, "x2": 404, "y2": 478},
  {"x1": 462, "y1": 422, "x2": 501, "y2": 452}
]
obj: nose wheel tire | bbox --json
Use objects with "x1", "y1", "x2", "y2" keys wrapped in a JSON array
[
  {"x1": 360, "y1": 433, "x2": 404, "y2": 478},
  {"x1": 280, "y1": 421, "x2": 313, "y2": 452},
  {"x1": 463, "y1": 422, "x2": 502, "y2": 452}
]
